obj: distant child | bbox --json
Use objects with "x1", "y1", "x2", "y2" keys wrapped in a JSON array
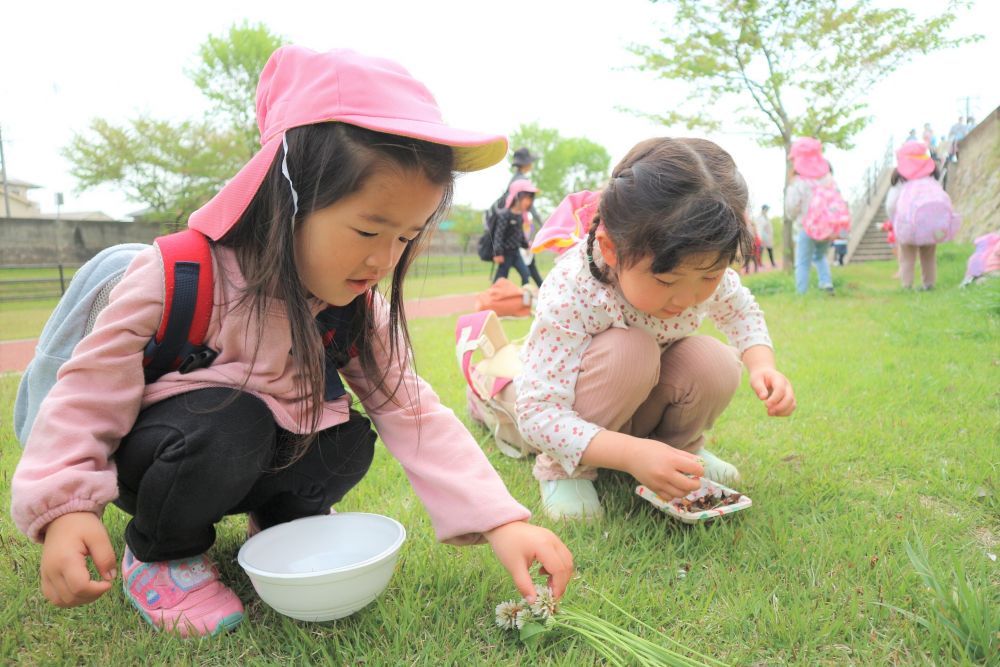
[
  {"x1": 785, "y1": 137, "x2": 844, "y2": 294},
  {"x1": 755, "y1": 204, "x2": 777, "y2": 268},
  {"x1": 509, "y1": 149, "x2": 546, "y2": 286},
  {"x1": 887, "y1": 140, "x2": 961, "y2": 290},
  {"x1": 11, "y1": 46, "x2": 572, "y2": 637},
  {"x1": 492, "y1": 180, "x2": 539, "y2": 285},
  {"x1": 515, "y1": 137, "x2": 796, "y2": 520},
  {"x1": 833, "y1": 231, "x2": 848, "y2": 266}
]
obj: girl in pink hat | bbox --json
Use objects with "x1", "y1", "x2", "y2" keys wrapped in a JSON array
[
  {"x1": 490, "y1": 179, "x2": 540, "y2": 285},
  {"x1": 886, "y1": 140, "x2": 960, "y2": 290},
  {"x1": 784, "y1": 137, "x2": 842, "y2": 294},
  {"x1": 11, "y1": 45, "x2": 573, "y2": 637},
  {"x1": 513, "y1": 137, "x2": 796, "y2": 520}
]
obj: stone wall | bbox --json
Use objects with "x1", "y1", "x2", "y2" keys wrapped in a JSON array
[
  {"x1": 0, "y1": 218, "x2": 162, "y2": 265},
  {"x1": 0, "y1": 217, "x2": 471, "y2": 265},
  {"x1": 945, "y1": 105, "x2": 1000, "y2": 242}
]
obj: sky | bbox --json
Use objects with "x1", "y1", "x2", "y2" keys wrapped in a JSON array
[{"x1": 1, "y1": 0, "x2": 998, "y2": 221}]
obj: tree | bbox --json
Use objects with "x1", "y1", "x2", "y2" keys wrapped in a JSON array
[
  {"x1": 509, "y1": 123, "x2": 611, "y2": 212},
  {"x1": 629, "y1": 0, "x2": 978, "y2": 270},
  {"x1": 63, "y1": 117, "x2": 244, "y2": 227},
  {"x1": 187, "y1": 21, "x2": 286, "y2": 160},
  {"x1": 446, "y1": 203, "x2": 486, "y2": 253},
  {"x1": 63, "y1": 23, "x2": 286, "y2": 225}
]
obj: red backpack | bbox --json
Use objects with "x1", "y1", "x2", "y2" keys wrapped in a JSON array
[{"x1": 803, "y1": 182, "x2": 851, "y2": 241}]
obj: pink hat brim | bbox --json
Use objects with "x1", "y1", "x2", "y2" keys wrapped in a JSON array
[
  {"x1": 188, "y1": 119, "x2": 507, "y2": 240},
  {"x1": 334, "y1": 114, "x2": 507, "y2": 172},
  {"x1": 188, "y1": 135, "x2": 283, "y2": 240},
  {"x1": 792, "y1": 155, "x2": 830, "y2": 179},
  {"x1": 896, "y1": 141, "x2": 936, "y2": 180}
]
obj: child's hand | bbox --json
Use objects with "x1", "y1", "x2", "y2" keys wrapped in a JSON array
[
  {"x1": 748, "y1": 368, "x2": 796, "y2": 416},
  {"x1": 40, "y1": 512, "x2": 117, "y2": 607},
  {"x1": 493, "y1": 255, "x2": 504, "y2": 264},
  {"x1": 484, "y1": 521, "x2": 574, "y2": 602},
  {"x1": 628, "y1": 438, "x2": 704, "y2": 501}
]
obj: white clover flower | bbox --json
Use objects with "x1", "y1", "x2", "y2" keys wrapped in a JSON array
[
  {"x1": 529, "y1": 585, "x2": 558, "y2": 620},
  {"x1": 495, "y1": 600, "x2": 525, "y2": 630},
  {"x1": 514, "y1": 608, "x2": 534, "y2": 630}
]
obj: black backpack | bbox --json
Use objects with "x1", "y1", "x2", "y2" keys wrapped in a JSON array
[{"x1": 477, "y1": 205, "x2": 501, "y2": 261}]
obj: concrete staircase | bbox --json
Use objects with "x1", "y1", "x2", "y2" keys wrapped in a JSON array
[
  {"x1": 845, "y1": 142, "x2": 896, "y2": 264},
  {"x1": 848, "y1": 197, "x2": 894, "y2": 262}
]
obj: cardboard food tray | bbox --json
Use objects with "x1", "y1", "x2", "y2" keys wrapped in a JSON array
[{"x1": 635, "y1": 479, "x2": 752, "y2": 524}]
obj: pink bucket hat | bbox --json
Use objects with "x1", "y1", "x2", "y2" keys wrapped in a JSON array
[
  {"x1": 504, "y1": 179, "x2": 539, "y2": 209},
  {"x1": 896, "y1": 140, "x2": 936, "y2": 180},
  {"x1": 531, "y1": 190, "x2": 601, "y2": 254},
  {"x1": 188, "y1": 45, "x2": 508, "y2": 240},
  {"x1": 789, "y1": 137, "x2": 830, "y2": 179}
]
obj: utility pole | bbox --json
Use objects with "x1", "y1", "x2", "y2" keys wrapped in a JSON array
[{"x1": 0, "y1": 124, "x2": 11, "y2": 218}]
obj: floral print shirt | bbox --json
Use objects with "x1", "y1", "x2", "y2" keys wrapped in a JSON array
[{"x1": 514, "y1": 243, "x2": 773, "y2": 475}]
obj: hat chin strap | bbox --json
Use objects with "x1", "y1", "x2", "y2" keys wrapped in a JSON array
[{"x1": 280, "y1": 134, "x2": 300, "y2": 224}]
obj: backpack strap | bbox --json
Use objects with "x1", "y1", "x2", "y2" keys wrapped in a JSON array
[
  {"x1": 143, "y1": 229, "x2": 217, "y2": 382},
  {"x1": 455, "y1": 310, "x2": 514, "y2": 400},
  {"x1": 314, "y1": 300, "x2": 360, "y2": 401}
]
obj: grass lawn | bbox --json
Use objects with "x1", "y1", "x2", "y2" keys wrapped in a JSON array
[
  {"x1": 0, "y1": 253, "x2": 556, "y2": 341},
  {"x1": 1, "y1": 245, "x2": 998, "y2": 665}
]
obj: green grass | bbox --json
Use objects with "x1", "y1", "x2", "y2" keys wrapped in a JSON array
[
  {"x1": 2, "y1": 245, "x2": 998, "y2": 665},
  {"x1": 0, "y1": 253, "x2": 557, "y2": 341}
]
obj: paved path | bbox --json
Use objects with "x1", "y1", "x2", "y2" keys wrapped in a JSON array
[
  {"x1": 0, "y1": 264, "x2": 785, "y2": 375},
  {"x1": 0, "y1": 292, "x2": 480, "y2": 375}
]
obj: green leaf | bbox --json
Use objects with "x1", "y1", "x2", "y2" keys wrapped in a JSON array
[{"x1": 518, "y1": 621, "x2": 551, "y2": 647}]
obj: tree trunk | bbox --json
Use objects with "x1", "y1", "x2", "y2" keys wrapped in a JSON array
[{"x1": 782, "y1": 147, "x2": 794, "y2": 274}]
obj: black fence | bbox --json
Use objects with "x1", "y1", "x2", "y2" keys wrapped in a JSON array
[{"x1": 0, "y1": 251, "x2": 497, "y2": 302}]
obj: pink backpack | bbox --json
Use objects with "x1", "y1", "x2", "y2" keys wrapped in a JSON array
[
  {"x1": 893, "y1": 177, "x2": 960, "y2": 246},
  {"x1": 802, "y1": 182, "x2": 851, "y2": 241}
]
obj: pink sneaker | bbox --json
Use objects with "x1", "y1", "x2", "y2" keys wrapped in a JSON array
[{"x1": 121, "y1": 546, "x2": 244, "y2": 637}]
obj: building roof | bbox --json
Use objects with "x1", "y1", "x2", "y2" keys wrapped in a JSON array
[{"x1": 2, "y1": 177, "x2": 42, "y2": 189}]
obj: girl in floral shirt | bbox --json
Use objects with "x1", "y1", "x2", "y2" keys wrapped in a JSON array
[{"x1": 515, "y1": 137, "x2": 796, "y2": 519}]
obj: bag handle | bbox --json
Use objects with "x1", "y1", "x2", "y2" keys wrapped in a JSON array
[{"x1": 455, "y1": 310, "x2": 513, "y2": 400}]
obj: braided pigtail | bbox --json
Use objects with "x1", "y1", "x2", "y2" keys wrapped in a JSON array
[{"x1": 586, "y1": 214, "x2": 611, "y2": 283}]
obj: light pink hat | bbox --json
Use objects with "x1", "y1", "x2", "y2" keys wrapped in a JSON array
[
  {"x1": 188, "y1": 45, "x2": 508, "y2": 240},
  {"x1": 789, "y1": 137, "x2": 830, "y2": 179},
  {"x1": 504, "y1": 179, "x2": 539, "y2": 209},
  {"x1": 896, "y1": 140, "x2": 936, "y2": 180},
  {"x1": 531, "y1": 190, "x2": 601, "y2": 254}
]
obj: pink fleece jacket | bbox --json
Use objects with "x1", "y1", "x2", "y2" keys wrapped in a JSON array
[{"x1": 11, "y1": 245, "x2": 529, "y2": 545}]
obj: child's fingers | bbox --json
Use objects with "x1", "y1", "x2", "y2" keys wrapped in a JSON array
[
  {"x1": 83, "y1": 532, "x2": 117, "y2": 581},
  {"x1": 55, "y1": 563, "x2": 111, "y2": 607},
  {"x1": 535, "y1": 542, "x2": 574, "y2": 600},
  {"x1": 508, "y1": 560, "x2": 538, "y2": 604},
  {"x1": 769, "y1": 390, "x2": 797, "y2": 416},
  {"x1": 749, "y1": 374, "x2": 771, "y2": 400},
  {"x1": 675, "y1": 456, "x2": 705, "y2": 478}
]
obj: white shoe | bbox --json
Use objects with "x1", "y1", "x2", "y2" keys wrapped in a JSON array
[
  {"x1": 539, "y1": 479, "x2": 603, "y2": 520},
  {"x1": 695, "y1": 449, "x2": 741, "y2": 486}
]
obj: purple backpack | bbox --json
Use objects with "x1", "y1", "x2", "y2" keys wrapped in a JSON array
[{"x1": 893, "y1": 177, "x2": 960, "y2": 246}]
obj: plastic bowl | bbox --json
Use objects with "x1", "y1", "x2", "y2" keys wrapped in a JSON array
[{"x1": 237, "y1": 513, "x2": 406, "y2": 621}]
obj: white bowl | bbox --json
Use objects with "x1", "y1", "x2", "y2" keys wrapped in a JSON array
[{"x1": 237, "y1": 513, "x2": 406, "y2": 621}]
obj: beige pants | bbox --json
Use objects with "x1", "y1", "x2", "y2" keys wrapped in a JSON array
[
  {"x1": 898, "y1": 244, "x2": 937, "y2": 289},
  {"x1": 532, "y1": 328, "x2": 743, "y2": 481}
]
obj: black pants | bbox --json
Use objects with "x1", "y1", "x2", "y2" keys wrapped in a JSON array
[
  {"x1": 114, "y1": 389, "x2": 376, "y2": 561},
  {"x1": 494, "y1": 250, "x2": 530, "y2": 284}
]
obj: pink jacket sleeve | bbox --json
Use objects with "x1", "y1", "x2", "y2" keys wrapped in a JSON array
[
  {"x1": 340, "y1": 294, "x2": 530, "y2": 545},
  {"x1": 11, "y1": 248, "x2": 164, "y2": 542}
]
